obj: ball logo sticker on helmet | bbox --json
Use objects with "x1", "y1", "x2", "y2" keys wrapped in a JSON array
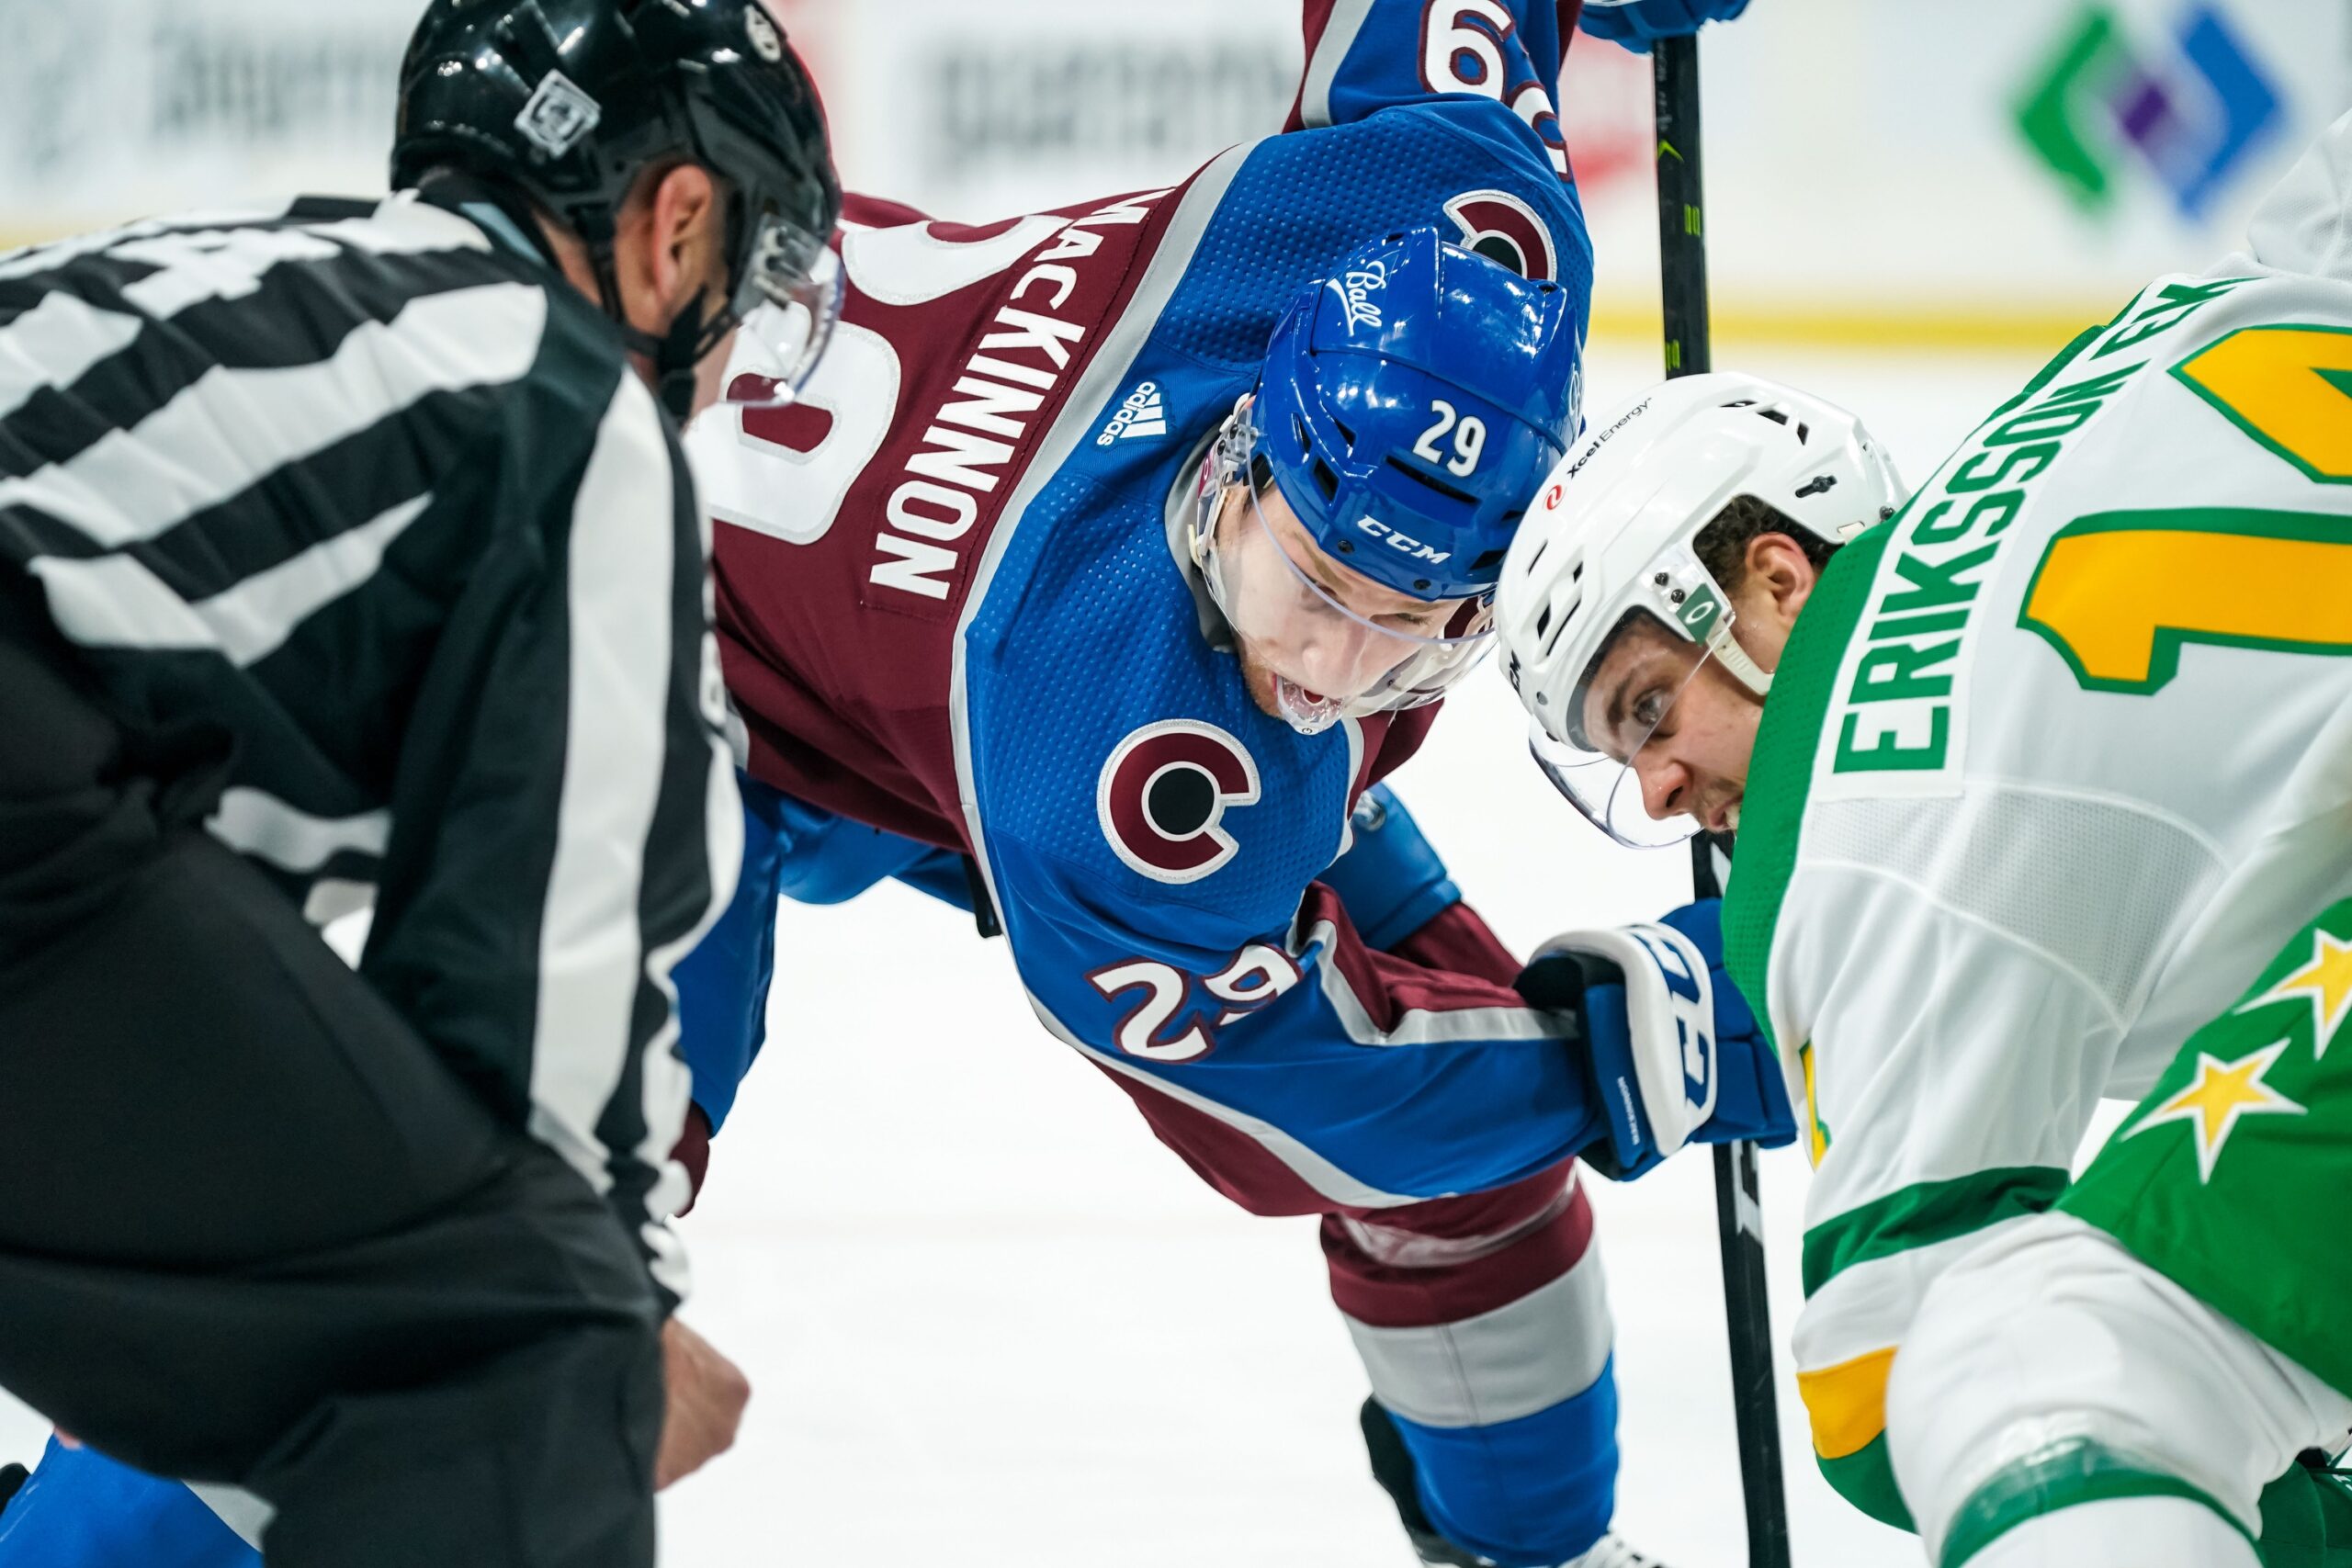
[
  {"x1": 1442, "y1": 191, "x2": 1559, "y2": 282},
  {"x1": 1096, "y1": 720, "x2": 1261, "y2": 884},
  {"x1": 1329, "y1": 259, "x2": 1388, "y2": 333},
  {"x1": 743, "y1": 6, "x2": 785, "y2": 63},
  {"x1": 513, "y1": 71, "x2": 603, "y2": 160}
]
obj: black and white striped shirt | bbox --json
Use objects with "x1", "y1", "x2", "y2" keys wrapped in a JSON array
[{"x1": 0, "y1": 189, "x2": 741, "y2": 1305}]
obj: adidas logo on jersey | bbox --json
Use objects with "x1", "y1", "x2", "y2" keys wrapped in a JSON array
[{"x1": 1095, "y1": 381, "x2": 1168, "y2": 446}]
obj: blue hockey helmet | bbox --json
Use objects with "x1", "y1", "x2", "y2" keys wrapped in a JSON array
[{"x1": 1250, "y1": 226, "x2": 1583, "y2": 601}]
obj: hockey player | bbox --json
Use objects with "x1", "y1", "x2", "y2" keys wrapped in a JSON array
[
  {"x1": 666, "y1": 4, "x2": 1782, "y2": 1565},
  {"x1": 1495, "y1": 107, "x2": 2352, "y2": 1568},
  {"x1": 0, "y1": 3, "x2": 1793, "y2": 1566},
  {"x1": 0, "y1": 4, "x2": 1780, "y2": 1567},
  {"x1": 0, "y1": 2, "x2": 838, "y2": 1565}
]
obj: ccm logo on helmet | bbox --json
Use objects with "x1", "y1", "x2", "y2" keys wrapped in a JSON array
[
  {"x1": 1442, "y1": 191, "x2": 1559, "y2": 282},
  {"x1": 1354, "y1": 516, "x2": 1453, "y2": 564},
  {"x1": 1096, "y1": 720, "x2": 1261, "y2": 884}
]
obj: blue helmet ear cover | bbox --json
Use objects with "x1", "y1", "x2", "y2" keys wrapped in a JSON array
[{"x1": 1252, "y1": 226, "x2": 1582, "y2": 602}]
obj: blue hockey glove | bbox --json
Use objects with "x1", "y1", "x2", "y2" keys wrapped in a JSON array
[
  {"x1": 1516, "y1": 898, "x2": 1794, "y2": 1180},
  {"x1": 1577, "y1": 0, "x2": 1752, "y2": 53}
]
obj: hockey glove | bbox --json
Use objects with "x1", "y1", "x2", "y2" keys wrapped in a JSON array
[
  {"x1": 1517, "y1": 898, "x2": 1794, "y2": 1180},
  {"x1": 1577, "y1": 0, "x2": 1752, "y2": 53}
]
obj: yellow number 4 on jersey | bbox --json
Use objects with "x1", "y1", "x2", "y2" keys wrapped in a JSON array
[
  {"x1": 2172, "y1": 322, "x2": 2352, "y2": 486},
  {"x1": 2017, "y1": 322, "x2": 2352, "y2": 694}
]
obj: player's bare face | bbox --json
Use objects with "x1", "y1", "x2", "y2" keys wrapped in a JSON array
[
  {"x1": 1579, "y1": 617, "x2": 1763, "y2": 835},
  {"x1": 1214, "y1": 481, "x2": 1467, "y2": 719}
]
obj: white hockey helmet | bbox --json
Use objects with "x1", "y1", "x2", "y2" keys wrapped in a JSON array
[{"x1": 1496, "y1": 372, "x2": 1905, "y2": 846}]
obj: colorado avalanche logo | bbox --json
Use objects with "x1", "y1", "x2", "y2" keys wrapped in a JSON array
[
  {"x1": 1443, "y1": 190, "x2": 1560, "y2": 283},
  {"x1": 1096, "y1": 720, "x2": 1261, "y2": 884}
]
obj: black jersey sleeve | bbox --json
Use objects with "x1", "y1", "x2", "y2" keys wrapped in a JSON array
[{"x1": 360, "y1": 312, "x2": 737, "y2": 1312}]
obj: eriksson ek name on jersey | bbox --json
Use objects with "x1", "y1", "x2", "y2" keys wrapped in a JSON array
[
  {"x1": 1822, "y1": 276, "x2": 2254, "y2": 791},
  {"x1": 868, "y1": 188, "x2": 1164, "y2": 604}
]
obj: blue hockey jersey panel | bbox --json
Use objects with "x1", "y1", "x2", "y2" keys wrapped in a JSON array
[
  {"x1": 1320, "y1": 784, "x2": 1464, "y2": 952},
  {"x1": 0, "y1": 1440, "x2": 253, "y2": 1568},
  {"x1": 675, "y1": 773, "x2": 975, "y2": 1131},
  {"x1": 956, "y1": 91, "x2": 1599, "y2": 1204},
  {"x1": 1295, "y1": 0, "x2": 1574, "y2": 181}
]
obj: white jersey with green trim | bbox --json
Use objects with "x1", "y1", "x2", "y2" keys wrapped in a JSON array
[{"x1": 1719, "y1": 108, "x2": 2352, "y2": 1526}]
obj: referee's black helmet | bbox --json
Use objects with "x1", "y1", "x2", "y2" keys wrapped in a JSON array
[{"x1": 394, "y1": 0, "x2": 842, "y2": 408}]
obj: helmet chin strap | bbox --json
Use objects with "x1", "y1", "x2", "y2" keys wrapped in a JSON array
[
  {"x1": 1702, "y1": 617, "x2": 1775, "y2": 700},
  {"x1": 619, "y1": 304, "x2": 713, "y2": 423},
  {"x1": 585, "y1": 229, "x2": 727, "y2": 423}
]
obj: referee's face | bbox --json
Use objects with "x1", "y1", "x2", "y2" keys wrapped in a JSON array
[{"x1": 613, "y1": 164, "x2": 739, "y2": 419}]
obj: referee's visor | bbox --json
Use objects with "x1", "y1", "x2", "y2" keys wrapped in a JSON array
[{"x1": 718, "y1": 213, "x2": 842, "y2": 408}]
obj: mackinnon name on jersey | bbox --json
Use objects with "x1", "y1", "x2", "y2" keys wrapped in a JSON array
[
  {"x1": 1821, "y1": 275, "x2": 2253, "y2": 794},
  {"x1": 869, "y1": 188, "x2": 1165, "y2": 603}
]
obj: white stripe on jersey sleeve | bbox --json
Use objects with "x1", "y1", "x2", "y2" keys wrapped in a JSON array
[
  {"x1": 524, "y1": 370, "x2": 680, "y2": 1205},
  {"x1": 1293, "y1": 916, "x2": 1558, "y2": 1047},
  {"x1": 31, "y1": 492, "x2": 435, "y2": 665},
  {"x1": 206, "y1": 786, "x2": 391, "y2": 874},
  {"x1": 305, "y1": 194, "x2": 496, "y2": 257},
  {"x1": 0, "y1": 293, "x2": 143, "y2": 423},
  {"x1": 0, "y1": 208, "x2": 285, "y2": 283},
  {"x1": 27, "y1": 551, "x2": 209, "y2": 651},
  {"x1": 1297, "y1": 0, "x2": 1380, "y2": 130},
  {"x1": 119, "y1": 198, "x2": 499, "y2": 321},
  {"x1": 0, "y1": 282, "x2": 548, "y2": 550},
  {"x1": 198, "y1": 492, "x2": 435, "y2": 664}
]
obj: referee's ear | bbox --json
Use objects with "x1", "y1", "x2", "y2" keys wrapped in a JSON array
[{"x1": 615, "y1": 162, "x2": 729, "y2": 344}]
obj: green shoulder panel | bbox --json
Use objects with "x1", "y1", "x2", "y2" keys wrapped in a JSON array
[{"x1": 1721, "y1": 521, "x2": 1892, "y2": 1050}]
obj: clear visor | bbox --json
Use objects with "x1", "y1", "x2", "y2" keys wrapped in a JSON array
[
  {"x1": 1529, "y1": 613, "x2": 1719, "y2": 849},
  {"x1": 1193, "y1": 427, "x2": 1493, "y2": 734},
  {"x1": 719, "y1": 215, "x2": 843, "y2": 407}
]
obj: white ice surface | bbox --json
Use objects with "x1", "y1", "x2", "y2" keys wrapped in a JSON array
[{"x1": 1, "y1": 344, "x2": 2132, "y2": 1565}]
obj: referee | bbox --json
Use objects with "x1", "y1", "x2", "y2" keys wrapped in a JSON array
[{"x1": 0, "y1": 3, "x2": 838, "y2": 1565}]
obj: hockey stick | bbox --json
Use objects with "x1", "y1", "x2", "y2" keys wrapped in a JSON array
[{"x1": 1651, "y1": 33, "x2": 1794, "y2": 1568}]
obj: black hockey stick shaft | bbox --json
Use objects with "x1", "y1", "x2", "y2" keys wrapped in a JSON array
[{"x1": 1652, "y1": 34, "x2": 1794, "y2": 1568}]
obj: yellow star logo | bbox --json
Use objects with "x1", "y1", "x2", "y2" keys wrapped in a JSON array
[
  {"x1": 2235, "y1": 929, "x2": 2352, "y2": 1059},
  {"x1": 2125, "y1": 1041, "x2": 2305, "y2": 1183}
]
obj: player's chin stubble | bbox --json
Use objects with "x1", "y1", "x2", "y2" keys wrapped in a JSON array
[{"x1": 1234, "y1": 647, "x2": 1285, "y2": 720}]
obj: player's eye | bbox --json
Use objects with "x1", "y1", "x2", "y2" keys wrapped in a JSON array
[{"x1": 1631, "y1": 683, "x2": 1673, "y2": 735}]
